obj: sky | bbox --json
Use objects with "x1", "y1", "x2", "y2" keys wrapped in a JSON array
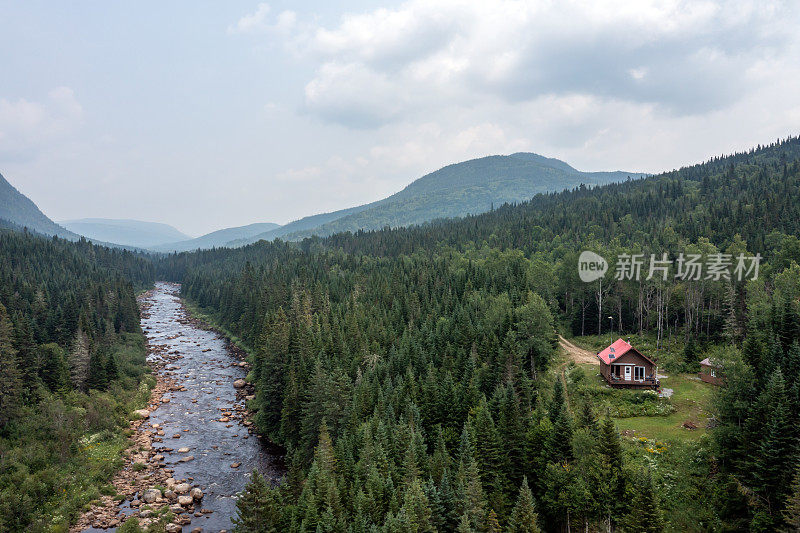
[{"x1": 1, "y1": 1, "x2": 799, "y2": 236}]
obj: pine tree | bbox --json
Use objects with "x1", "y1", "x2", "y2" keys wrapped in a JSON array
[
  {"x1": 69, "y1": 327, "x2": 91, "y2": 391},
  {"x1": 0, "y1": 304, "x2": 22, "y2": 429},
  {"x1": 509, "y1": 477, "x2": 541, "y2": 533},
  {"x1": 399, "y1": 478, "x2": 435, "y2": 532},
  {"x1": 783, "y1": 465, "x2": 800, "y2": 531},
  {"x1": 487, "y1": 508, "x2": 502, "y2": 533},
  {"x1": 620, "y1": 470, "x2": 663, "y2": 533},
  {"x1": 233, "y1": 470, "x2": 282, "y2": 532}
]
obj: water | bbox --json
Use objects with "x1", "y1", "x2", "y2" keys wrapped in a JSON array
[{"x1": 86, "y1": 282, "x2": 283, "y2": 532}]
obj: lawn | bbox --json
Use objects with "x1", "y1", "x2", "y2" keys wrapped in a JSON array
[
  {"x1": 561, "y1": 335, "x2": 717, "y2": 442},
  {"x1": 613, "y1": 372, "x2": 715, "y2": 441}
]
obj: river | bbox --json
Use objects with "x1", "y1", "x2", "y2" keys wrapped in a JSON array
[{"x1": 83, "y1": 282, "x2": 283, "y2": 532}]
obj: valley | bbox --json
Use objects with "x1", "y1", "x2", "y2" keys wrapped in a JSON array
[{"x1": 76, "y1": 283, "x2": 284, "y2": 532}]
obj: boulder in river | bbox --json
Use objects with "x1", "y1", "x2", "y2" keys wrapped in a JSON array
[
  {"x1": 190, "y1": 487, "x2": 203, "y2": 500},
  {"x1": 133, "y1": 409, "x2": 150, "y2": 419},
  {"x1": 178, "y1": 495, "x2": 194, "y2": 507},
  {"x1": 142, "y1": 488, "x2": 161, "y2": 503},
  {"x1": 233, "y1": 379, "x2": 246, "y2": 389},
  {"x1": 177, "y1": 447, "x2": 190, "y2": 453},
  {"x1": 174, "y1": 482, "x2": 191, "y2": 494}
]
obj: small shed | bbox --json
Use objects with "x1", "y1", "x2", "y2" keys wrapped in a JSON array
[
  {"x1": 597, "y1": 338, "x2": 659, "y2": 389},
  {"x1": 699, "y1": 357, "x2": 724, "y2": 385}
]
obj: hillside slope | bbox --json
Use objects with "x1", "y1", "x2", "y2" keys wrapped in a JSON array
[
  {"x1": 61, "y1": 218, "x2": 191, "y2": 249},
  {"x1": 241, "y1": 153, "x2": 644, "y2": 244},
  {"x1": 0, "y1": 172, "x2": 78, "y2": 239},
  {"x1": 154, "y1": 222, "x2": 282, "y2": 252}
]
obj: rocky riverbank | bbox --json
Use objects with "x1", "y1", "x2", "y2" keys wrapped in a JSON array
[{"x1": 72, "y1": 283, "x2": 281, "y2": 533}]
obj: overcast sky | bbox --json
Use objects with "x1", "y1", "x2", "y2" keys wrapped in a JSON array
[{"x1": 1, "y1": 1, "x2": 799, "y2": 236}]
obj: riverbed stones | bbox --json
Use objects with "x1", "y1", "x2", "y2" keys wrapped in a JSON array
[
  {"x1": 179, "y1": 455, "x2": 194, "y2": 462},
  {"x1": 178, "y1": 495, "x2": 194, "y2": 507},
  {"x1": 177, "y1": 447, "x2": 190, "y2": 453},
  {"x1": 230, "y1": 462, "x2": 241, "y2": 468},
  {"x1": 133, "y1": 409, "x2": 150, "y2": 419},
  {"x1": 190, "y1": 487, "x2": 203, "y2": 500},
  {"x1": 233, "y1": 379, "x2": 246, "y2": 388},
  {"x1": 174, "y1": 482, "x2": 191, "y2": 494},
  {"x1": 142, "y1": 488, "x2": 161, "y2": 503},
  {"x1": 166, "y1": 523, "x2": 181, "y2": 533}
]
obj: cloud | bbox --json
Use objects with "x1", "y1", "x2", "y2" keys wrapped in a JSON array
[
  {"x1": 229, "y1": 3, "x2": 297, "y2": 35},
  {"x1": 242, "y1": 0, "x2": 798, "y2": 128},
  {"x1": 0, "y1": 87, "x2": 83, "y2": 159}
]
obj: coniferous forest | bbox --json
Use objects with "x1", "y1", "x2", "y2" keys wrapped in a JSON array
[
  {"x1": 3, "y1": 137, "x2": 800, "y2": 531},
  {"x1": 156, "y1": 137, "x2": 800, "y2": 531}
]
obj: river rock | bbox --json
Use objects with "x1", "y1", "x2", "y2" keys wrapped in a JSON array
[
  {"x1": 174, "y1": 482, "x2": 191, "y2": 494},
  {"x1": 142, "y1": 488, "x2": 161, "y2": 503},
  {"x1": 178, "y1": 495, "x2": 194, "y2": 507},
  {"x1": 164, "y1": 489, "x2": 175, "y2": 500},
  {"x1": 133, "y1": 409, "x2": 150, "y2": 419},
  {"x1": 179, "y1": 455, "x2": 194, "y2": 462},
  {"x1": 166, "y1": 524, "x2": 182, "y2": 533},
  {"x1": 177, "y1": 447, "x2": 190, "y2": 453},
  {"x1": 233, "y1": 379, "x2": 246, "y2": 388},
  {"x1": 230, "y1": 462, "x2": 241, "y2": 468},
  {"x1": 190, "y1": 487, "x2": 203, "y2": 500}
]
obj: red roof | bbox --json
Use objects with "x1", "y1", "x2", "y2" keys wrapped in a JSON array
[
  {"x1": 597, "y1": 338, "x2": 633, "y2": 364},
  {"x1": 596, "y1": 338, "x2": 656, "y2": 366}
]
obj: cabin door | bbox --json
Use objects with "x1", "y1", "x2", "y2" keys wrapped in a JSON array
[{"x1": 624, "y1": 366, "x2": 631, "y2": 381}]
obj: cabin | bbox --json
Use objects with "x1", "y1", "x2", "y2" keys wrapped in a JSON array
[
  {"x1": 597, "y1": 338, "x2": 659, "y2": 389},
  {"x1": 699, "y1": 357, "x2": 724, "y2": 385}
]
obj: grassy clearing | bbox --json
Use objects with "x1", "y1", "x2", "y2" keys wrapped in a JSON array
[
  {"x1": 562, "y1": 334, "x2": 717, "y2": 443},
  {"x1": 614, "y1": 372, "x2": 714, "y2": 441}
]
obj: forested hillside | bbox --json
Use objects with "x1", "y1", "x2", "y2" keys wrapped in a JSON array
[
  {"x1": 234, "y1": 153, "x2": 644, "y2": 245},
  {"x1": 153, "y1": 221, "x2": 281, "y2": 252},
  {"x1": 0, "y1": 231, "x2": 154, "y2": 531},
  {"x1": 157, "y1": 136, "x2": 800, "y2": 531},
  {"x1": 0, "y1": 172, "x2": 78, "y2": 239},
  {"x1": 61, "y1": 218, "x2": 191, "y2": 249}
]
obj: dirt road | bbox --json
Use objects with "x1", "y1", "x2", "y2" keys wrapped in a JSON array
[{"x1": 559, "y1": 335, "x2": 600, "y2": 365}]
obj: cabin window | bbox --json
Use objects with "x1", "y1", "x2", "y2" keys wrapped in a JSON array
[{"x1": 634, "y1": 366, "x2": 645, "y2": 381}]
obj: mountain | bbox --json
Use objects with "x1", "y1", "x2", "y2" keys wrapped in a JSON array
[
  {"x1": 0, "y1": 172, "x2": 79, "y2": 239},
  {"x1": 60, "y1": 218, "x2": 192, "y2": 249},
  {"x1": 152, "y1": 222, "x2": 282, "y2": 252},
  {"x1": 224, "y1": 206, "x2": 369, "y2": 247},
  {"x1": 236, "y1": 153, "x2": 645, "y2": 245}
]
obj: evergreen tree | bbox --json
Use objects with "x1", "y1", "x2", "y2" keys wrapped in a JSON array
[
  {"x1": 0, "y1": 304, "x2": 22, "y2": 429},
  {"x1": 233, "y1": 470, "x2": 283, "y2": 532},
  {"x1": 509, "y1": 477, "x2": 541, "y2": 533},
  {"x1": 620, "y1": 470, "x2": 663, "y2": 533}
]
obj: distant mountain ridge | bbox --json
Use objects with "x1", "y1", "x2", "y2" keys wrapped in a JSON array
[
  {"x1": 235, "y1": 152, "x2": 645, "y2": 244},
  {"x1": 0, "y1": 172, "x2": 79, "y2": 239},
  {"x1": 60, "y1": 218, "x2": 192, "y2": 249},
  {"x1": 153, "y1": 222, "x2": 282, "y2": 252}
]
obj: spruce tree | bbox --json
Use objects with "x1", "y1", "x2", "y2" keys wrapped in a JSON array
[
  {"x1": 620, "y1": 470, "x2": 663, "y2": 533},
  {"x1": 233, "y1": 470, "x2": 282, "y2": 533},
  {"x1": 509, "y1": 477, "x2": 541, "y2": 533},
  {"x1": 0, "y1": 304, "x2": 22, "y2": 429}
]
